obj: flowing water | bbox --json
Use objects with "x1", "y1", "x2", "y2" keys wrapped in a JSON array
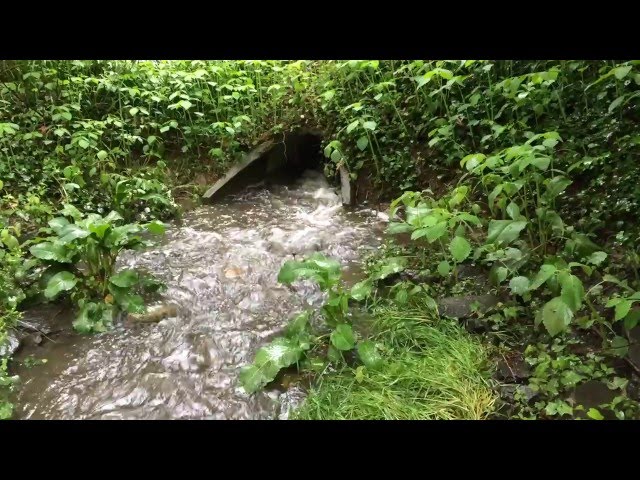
[{"x1": 12, "y1": 170, "x2": 386, "y2": 419}]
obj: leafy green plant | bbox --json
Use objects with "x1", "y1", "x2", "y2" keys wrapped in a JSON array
[
  {"x1": 28, "y1": 203, "x2": 165, "y2": 332},
  {"x1": 241, "y1": 253, "x2": 383, "y2": 394}
]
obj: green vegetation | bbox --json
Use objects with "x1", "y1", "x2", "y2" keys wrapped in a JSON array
[
  {"x1": 294, "y1": 305, "x2": 496, "y2": 420},
  {"x1": 2, "y1": 60, "x2": 640, "y2": 419}
]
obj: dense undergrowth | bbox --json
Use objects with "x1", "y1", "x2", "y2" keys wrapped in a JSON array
[{"x1": 1, "y1": 60, "x2": 640, "y2": 419}]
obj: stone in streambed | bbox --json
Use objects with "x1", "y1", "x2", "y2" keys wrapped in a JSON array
[
  {"x1": 127, "y1": 304, "x2": 179, "y2": 324},
  {"x1": 0, "y1": 331, "x2": 22, "y2": 357},
  {"x1": 437, "y1": 294, "x2": 500, "y2": 319}
]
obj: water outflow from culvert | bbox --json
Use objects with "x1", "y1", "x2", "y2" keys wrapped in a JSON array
[{"x1": 13, "y1": 171, "x2": 386, "y2": 419}]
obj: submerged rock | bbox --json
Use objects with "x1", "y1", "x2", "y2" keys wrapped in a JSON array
[
  {"x1": 127, "y1": 304, "x2": 179, "y2": 324},
  {"x1": 437, "y1": 294, "x2": 500, "y2": 319},
  {"x1": 496, "y1": 355, "x2": 531, "y2": 383},
  {"x1": 0, "y1": 331, "x2": 22, "y2": 357},
  {"x1": 572, "y1": 380, "x2": 618, "y2": 419}
]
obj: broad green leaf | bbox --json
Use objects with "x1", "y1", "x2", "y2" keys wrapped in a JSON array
[
  {"x1": 613, "y1": 65, "x2": 632, "y2": 80},
  {"x1": 488, "y1": 185, "x2": 503, "y2": 213},
  {"x1": 559, "y1": 272, "x2": 585, "y2": 312},
  {"x1": 58, "y1": 224, "x2": 90, "y2": 244},
  {"x1": 331, "y1": 324, "x2": 356, "y2": 351},
  {"x1": 105, "y1": 224, "x2": 142, "y2": 248},
  {"x1": 587, "y1": 408, "x2": 604, "y2": 420},
  {"x1": 44, "y1": 271, "x2": 77, "y2": 299},
  {"x1": 72, "y1": 302, "x2": 112, "y2": 334},
  {"x1": 327, "y1": 345, "x2": 342, "y2": 363},
  {"x1": 387, "y1": 222, "x2": 413, "y2": 234},
  {"x1": 1, "y1": 231, "x2": 18, "y2": 250},
  {"x1": 357, "y1": 340, "x2": 383, "y2": 370},
  {"x1": 89, "y1": 222, "x2": 110, "y2": 239},
  {"x1": 614, "y1": 300, "x2": 633, "y2": 321},
  {"x1": 506, "y1": 202, "x2": 521, "y2": 220},
  {"x1": 97, "y1": 150, "x2": 108, "y2": 161},
  {"x1": 363, "y1": 121, "x2": 376, "y2": 131},
  {"x1": 530, "y1": 264, "x2": 557, "y2": 290},
  {"x1": 110, "y1": 269, "x2": 139, "y2": 288},
  {"x1": 624, "y1": 309, "x2": 640, "y2": 330},
  {"x1": 350, "y1": 279, "x2": 373, "y2": 301},
  {"x1": 461, "y1": 153, "x2": 486, "y2": 171},
  {"x1": 146, "y1": 220, "x2": 166, "y2": 235},
  {"x1": 48, "y1": 217, "x2": 70, "y2": 233},
  {"x1": 29, "y1": 241, "x2": 71, "y2": 262},
  {"x1": 285, "y1": 311, "x2": 310, "y2": 337},
  {"x1": 346, "y1": 120, "x2": 359, "y2": 134},
  {"x1": 424, "y1": 221, "x2": 448, "y2": 243},
  {"x1": 541, "y1": 297, "x2": 573, "y2": 336},
  {"x1": 509, "y1": 276, "x2": 531, "y2": 295},
  {"x1": 609, "y1": 96, "x2": 625, "y2": 113},
  {"x1": 609, "y1": 336, "x2": 629, "y2": 357},
  {"x1": 437, "y1": 260, "x2": 451, "y2": 277},
  {"x1": 544, "y1": 176, "x2": 572, "y2": 200},
  {"x1": 356, "y1": 136, "x2": 369, "y2": 151},
  {"x1": 123, "y1": 294, "x2": 145, "y2": 314},
  {"x1": 487, "y1": 220, "x2": 528, "y2": 245},
  {"x1": 449, "y1": 236, "x2": 471, "y2": 263},
  {"x1": 491, "y1": 265, "x2": 508, "y2": 285},
  {"x1": 238, "y1": 365, "x2": 268, "y2": 394},
  {"x1": 330, "y1": 149, "x2": 342, "y2": 162},
  {"x1": 61, "y1": 203, "x2": 83, "y2": 221},
  {"x1": 587, "y1": 251, "x2": 607, "y2": 266},
  {"x1": 372, "y1": 256, "x2": 407, "y2": 280}
]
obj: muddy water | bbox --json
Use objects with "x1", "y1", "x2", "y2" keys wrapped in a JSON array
[{"x1": 12, "y1": 171, "x2": 386, "y2": 419}]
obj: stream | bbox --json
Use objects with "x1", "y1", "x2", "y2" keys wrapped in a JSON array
[{"x1": 11, "y1": 170, "x2": 386, "y2": 419}]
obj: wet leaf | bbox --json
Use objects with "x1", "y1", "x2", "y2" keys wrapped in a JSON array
[
  {"x1": 437, "y1": 260, "x2": 451, "y2": 277},
  {"x1": 60, "y1": 203, "x2": 83, "y2": 221},
  {"x1": 44, "y1": 271, "x2": 77, "y2": 299},
  {"x1": 285, "y1": 311, "x2": 310, "y2": 337},
  {"x1": 30, "y1": 241, "x2": 71, "y2": 262},
  {"x1": 387, "y1": 222, "x2": 413, "y2": 234},
  {"x1": 356, "y1": 136, "x2": 369, "y2": 151},
  {"x1": 357, "y1": 340, "x2": 383, "y2": 370},
  {"x1": 541, "y1": 297, "x2": 573, "y2": 336},
  {"x1": 530, "y1": 264, "x2": 557, "y2": 290},
  {"x1": 544, "y1": 176, "x2": 572, "y2": 200},
  {"x1": 559, "y1": 272, "x2": 584, "y2": 312},
  {"x1": 587, "y1": 408, "x2": 604, "y2": 420},
  {"x1": 239, "y1": 365, "x2": 269, "y2": 394},
  {"x1": 146, "y1": 220, "x2": 166, "y2": 235},
  {"x1": 109, "y1": 269, "x2": 139, "y2": 288},
  {"x1": 587, "y1": 251, "x2": 607, "y2": 266},
  {"x1": 331, "y1": 324, "x2": 355, "y2": 351},
  {"x1": 509, "y1": 276, "x2": 531, "y2": 295},
  {"x1": 350, "y1": 279, "x2": 373, "y2": 301},
  {"x1": 449, "y1": 236, "x2": 471, "y2": 263},
  {"x1": 487, "y1": 219, "x2": 528, "y2": 245},
  {"x1": 424, "y1": 221, "x2": 448, "y2": 243},
  {"x1": 614, "y1": 300, "x2": 633, "y2": 321},
  {"x1": 372, "y1": 256, "x2": 407, "y2": 280},
  {"x1": 609, "y1": 336, "x2": 629, "y2": 357},
  {"x1": 623, "y1": 309, "x2": 640, "y2": 330}
]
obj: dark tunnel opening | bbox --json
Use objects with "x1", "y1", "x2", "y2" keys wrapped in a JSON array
[{"x1": 204, "y1": 130, "x2": 329, "y2": 201}]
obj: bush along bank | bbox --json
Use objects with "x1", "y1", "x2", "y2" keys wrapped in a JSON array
[{"x1": 2, "y1": 60, "x2": 640, "y2": 419}]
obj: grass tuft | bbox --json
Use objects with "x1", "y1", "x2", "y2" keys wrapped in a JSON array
[{"x1": 293, "y1": 302, "x2": 497, "y2": 420}]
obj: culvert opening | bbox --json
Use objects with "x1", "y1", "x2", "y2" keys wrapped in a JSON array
[{"x1": 203, "y1": 130, "x2": 351, "y2": 204}]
